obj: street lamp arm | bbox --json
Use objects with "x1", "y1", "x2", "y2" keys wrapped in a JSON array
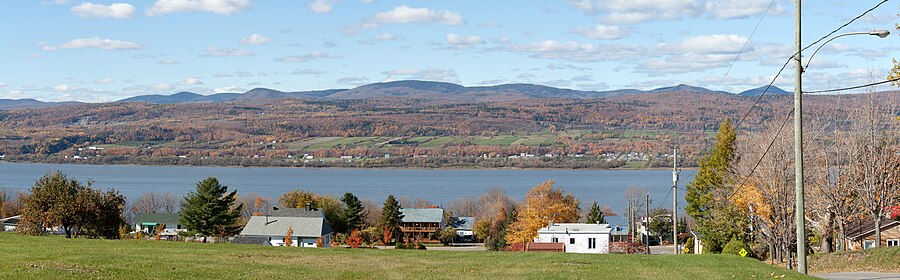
[{"x1": 804, "y1": 30, "x2": 890, "y2": 70}]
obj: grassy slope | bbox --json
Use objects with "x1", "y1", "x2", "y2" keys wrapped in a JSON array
[
  {"x1": 809, "y1": 247, "x2": 900, "y2": 273},
  {"x1": 0, "y1": 233, "x2": 813, "y2": 280}
]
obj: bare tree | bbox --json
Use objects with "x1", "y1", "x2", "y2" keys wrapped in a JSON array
[
  {"x1": 624, "y1": 187, "x2": 646, "y2": 241},
  {"x1": 735, "y1": 119, "x2": 797, "y2": 264},
  {"x1": 130, "y1": 192, "x2": 182, "y2": 214},
  {"x1": 361, "y1": 199, "x2": 380, "y2": 227},
  {"x1": 847, "y1": 90, "x2": 900, "y2": 248}
]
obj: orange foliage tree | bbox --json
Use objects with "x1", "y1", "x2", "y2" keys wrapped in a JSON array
[
  {"x1": 284, "y1": 226, "x2": 294, "y2": 247},
  {"x1": 506, "y1": 180, "x2": 580, "y2": 244},
  {"x1": 346, "y1": 229, "x2": 363, "y2": 248}
]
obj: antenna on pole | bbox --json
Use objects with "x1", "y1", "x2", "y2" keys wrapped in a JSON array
[{"x1": 673, "y1": 146, "x2": 680, "y2": 254}]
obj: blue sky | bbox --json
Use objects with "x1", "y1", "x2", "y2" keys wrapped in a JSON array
[{"x1": 2, "y1": 0, "x2": 898, "y2": 102}]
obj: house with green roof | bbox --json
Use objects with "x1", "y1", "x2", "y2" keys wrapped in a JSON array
[{"x1": 133, "y1": 213, "x2": 185, "y2": 240}]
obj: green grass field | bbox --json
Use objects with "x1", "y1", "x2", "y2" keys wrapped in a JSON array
[
  {"x1": 0, "y1": 233, "x2": 813, "y2": 280},
  {"x1": 809, "y1": 246, "x2": 900, "y2": 273}
]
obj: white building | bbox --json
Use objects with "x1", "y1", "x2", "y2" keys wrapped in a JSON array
[{"x1": 536, "y1": 222, "x2": 612, "y2": 254}]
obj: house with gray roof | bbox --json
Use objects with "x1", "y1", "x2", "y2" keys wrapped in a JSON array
[
  {"x1": 235, "y1": 207, "x2": 333, "y2": 247},
  {"x1": 399, "y1": 208, "x2": 445, "y2": 242},
  {"x1": 1, "y1": 215, "x2": 21, "y2": 232},
  {"x1": 451, "y1": 217, "x2": 476, "y2": 242}
]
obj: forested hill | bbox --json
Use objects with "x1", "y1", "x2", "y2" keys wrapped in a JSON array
[
  {"x1": 1, "y1": 87, "x2": 893, "y2": 169},
  {"x1": 0, "y1": 80, "x2": 793, "y2": 109}
]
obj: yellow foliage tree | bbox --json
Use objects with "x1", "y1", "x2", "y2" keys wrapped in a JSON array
[{"x1": 506, "y1": 180, "x2": 580, "y2": 245}]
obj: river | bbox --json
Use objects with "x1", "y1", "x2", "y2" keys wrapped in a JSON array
[{"x1": 0, "y1": 162, "x2": 694, "y2": 214}]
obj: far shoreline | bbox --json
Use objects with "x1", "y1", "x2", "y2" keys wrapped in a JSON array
[{"x1": 0, "y1": 159, "x2": 697, "y2": 172}]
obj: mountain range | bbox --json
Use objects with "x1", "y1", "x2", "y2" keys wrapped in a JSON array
[{"x1": 0, "y1": 80, "x2": 792, "y2": 109}]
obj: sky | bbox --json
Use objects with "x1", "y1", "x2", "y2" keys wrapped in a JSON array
[{"x1": 2, "y1": 0, "x2": 899, "y2": 102}]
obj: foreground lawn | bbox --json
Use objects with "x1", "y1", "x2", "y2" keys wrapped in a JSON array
[
  {"x1": 0, "y1": 233, "x2": 813, "y2": 279},
  {"x1": 810, "y1": 246, "x2": 900, "y2": 273}
]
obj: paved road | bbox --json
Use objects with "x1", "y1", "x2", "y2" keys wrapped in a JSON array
[
  {"x1": 815, "y1": 272, "x2": 900, "y2": 280},
  {"x1": 650, "y1": 245, "x2": 678, "y2": 255}
]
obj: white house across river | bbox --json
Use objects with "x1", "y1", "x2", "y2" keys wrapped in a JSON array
[{"x1": 536, "y1": 222, "x2": 612, "y2": 254}]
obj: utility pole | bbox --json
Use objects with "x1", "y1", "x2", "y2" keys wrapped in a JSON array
[
  {"x1": 793, "y1": 0, "x2": 807, "y2": 274},
  {"x1": 672, "y1": 146, "x2": 679, "y2": 255},
  {"x1": 646, "y1": 192, "x2": 650, "y2": 254}
]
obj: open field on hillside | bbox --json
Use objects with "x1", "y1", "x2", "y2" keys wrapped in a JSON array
[{"x1": 0, "y1": 233, "x2": 813, "y2": 280}]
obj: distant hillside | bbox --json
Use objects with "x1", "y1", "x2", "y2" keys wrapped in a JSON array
[
  {"x1": 2, "y1": 80, "x2": 803, "y2": 109},
  {"x1": 738, "y1": 86, "x2": 791, "y2": 96},
  {"x1": 0, "y1": 99, "x2": 82, "y2": 110}
]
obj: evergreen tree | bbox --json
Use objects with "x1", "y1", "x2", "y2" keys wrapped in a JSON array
[
  {"x1": 684, "y1": 118, "x2": 747, "y2": 252},
  {"x1": 585, "y1": 201, "x2": 605, "y2": 224},
  {"x1": 180, "y1": 177, "x2": 243, "y2": 240},
  {"x1": 340, "y1": 192, "x2": 365, "y2": 232},
  {"x1": 379, "y1": 195, "x2": 404, "y2": 243}
]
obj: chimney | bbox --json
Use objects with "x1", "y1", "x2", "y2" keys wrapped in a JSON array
[{"x1": 306, "y1": 202, "x2": 312, "y2": 211}]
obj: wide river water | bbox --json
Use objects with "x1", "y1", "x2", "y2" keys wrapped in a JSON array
[{"x1": 0, "y1": 162, "x2": 694, "y2": 214}]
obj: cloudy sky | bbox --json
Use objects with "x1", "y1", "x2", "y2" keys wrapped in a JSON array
[{"x1": 2, "y1": 0, "x2": 899, "y2": 102}]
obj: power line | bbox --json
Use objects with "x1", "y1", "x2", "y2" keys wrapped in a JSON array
[
  {"x1": 714, "y1": 0, "x2": 778, "y2": 92},
  {"x1": 725, "y1": 107, "x2": 794, "y2": 202},
  {"x1": 803, "y1": 77, "x2": 900, "y2": 94},
  {"x1": 732, "y1": 0, "x2": 889, "y2": 129}
]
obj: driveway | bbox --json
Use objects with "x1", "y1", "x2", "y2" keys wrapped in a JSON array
[{"x1": 815, "y1": 272, "x2": 900, "y2": 280}]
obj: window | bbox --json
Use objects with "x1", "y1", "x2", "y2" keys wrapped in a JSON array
[
  {"x1": 864, "y1": 240, "x2": 875, "y2": 249},
  {"x1": 888, "y1": 239, "x2": 900, "y2": 247},
  {"x1": 588, "y1": 238, "x2": 597, "y2": 249},
  {"x1": 551, "y1": 237, "x2": 558, "y2": 243},
  {"x1": 569, "y1": 238, "x2": 575, "y2": 245}
]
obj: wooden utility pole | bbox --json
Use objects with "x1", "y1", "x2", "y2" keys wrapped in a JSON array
[
  {"x1": 646, "y1": 192, "x2": 650, "y2": 254},
  {"x1": 793, "y1": 0, "x2": 807, "y2": 274},
  {"x1": 672, "y1": 146, "x2": 679, "y2": 254}
]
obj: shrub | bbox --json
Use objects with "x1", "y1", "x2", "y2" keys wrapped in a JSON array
[
  {"x1": 395, "y1": 242, "x2": 407, "y2": 249},
  {"x1": 684, "y1": 237, "x2": 694, "y2": 254},
  {"x1": 722, "y1": 237, "x2": 751, "y2": 256},
  {"x1": 416, "y1": 243, "x2": 427, "y2": 250},
  {"x1": 346, "y1": 230, "x2": 363, "y2": 248}
]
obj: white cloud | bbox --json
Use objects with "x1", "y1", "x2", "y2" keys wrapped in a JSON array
[
  {"x1": 374, "y1": 33, "x2": 401, "y2": 41},
  {"x1": 291, "y1": 69, "x2": 326, "y2": 75},
  {"x1": 45, "y1": 37, "x2": 141, "y2": 51},
  {"x1": 240, "y1": 33, "x2": 273, "y2": 45},
  {"x1": 308, "y1": 0, "x2": 334, "y2": 13},
  {"x1": 71, "y1": 2, "x2": 135, "y2": 19},
  {"x1": 53, "y1": 84, "x2": 73, "y2": 92},
  {"x1": 661, "y1": 34, "x2": 748, "y2": 54},
  {"x1": 381, "y1": 68, "x2": 460, "y2": 83},
  {"x1": 151, "y1": 83, "x2": 174, "y2": 91},
  {"x1": 569, "y1": 0, "x2": 780, "y2": 24},
  {"x1": 359, "y1": 0, "x2": 375, "y2": 3},
  {"x1": 572, "y1": 25, "x2": 628, "y2": 40},
  {"x1": 202, "y1": 48, "x2": 254, "y2": 57},
  {"x1": 146, "y1": 0, "x2": 251, "y2": 16},
  {"x1": 0, "y1": 82, "x2": 6, "y2": 88},
  {"x1": 336, "y1": 76, "x2": 370, "y2": 86},
  {"x1": 275, "y1": 51, "x2": 341, "y2": 63},
  {"x1": 704, "y1": 0, "x2": 784, "y2": 20},
  {"x1": 214, "y1": 86, "x2": 245, "y2": 93},
  {"x1": 158, "y1": 59, "x2": 180, "y2": 64},
  {"x1": 342, "y1": 5, "x2": 464, "y2": 35},
  {"x1": 446, "y1": 33, "x2": 484, "y2": 47},
  {"x1": 178, "y1": 78, "x2": 203, "y2": 86},
  {"x1": 498, "y1": 40, "x2": 648, "y2": 62},
  {"x1": 94, "y1": 78, "x2": 115, "y2": 84}
]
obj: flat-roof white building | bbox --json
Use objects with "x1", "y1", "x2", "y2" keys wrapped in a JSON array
[{"x1": 536, "y1": 222, "x2": 612, "y2": 254}]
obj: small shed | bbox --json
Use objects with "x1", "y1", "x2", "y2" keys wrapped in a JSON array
[{"x1": 690, "y1": 230, "x2": 705, "y2": 254}]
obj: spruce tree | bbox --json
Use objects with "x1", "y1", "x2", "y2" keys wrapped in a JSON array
[
  {"x1": 379, "y1": 195, "x2": 404, "y2": 243},
  {"x1": 684, "y1": 118, "x2": 747, "y2": 252},
  {"x1": 180, "y1": 177, "x2": 243, "y2": 240},
  {"x1": 585, "y1": 201, "x2": 605, "y2": 224},
  {"x1": 340, "y1": 192, "x2": 365, "y2": 232}
]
